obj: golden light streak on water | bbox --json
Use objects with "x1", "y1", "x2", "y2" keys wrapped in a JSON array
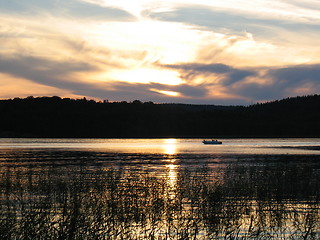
[{"x1": 166, "y1": 163, "x2": 178, "y2": 200}]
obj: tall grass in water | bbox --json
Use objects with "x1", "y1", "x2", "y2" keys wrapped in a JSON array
[{"x1": 0, "y1": 161, "x2": 319, "y2": 239}]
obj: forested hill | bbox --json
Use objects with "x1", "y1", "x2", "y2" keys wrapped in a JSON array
[{"x1": 0, "y1": 95, "x2": 319, "y2": 138}]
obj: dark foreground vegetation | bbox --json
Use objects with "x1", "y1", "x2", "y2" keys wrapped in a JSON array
[
  {"x1": 0, "y1": 95, "x2": 320, "y2": 137},
  {"x1": 0, "y1": 150, "x2": 320, "y2": 239}
]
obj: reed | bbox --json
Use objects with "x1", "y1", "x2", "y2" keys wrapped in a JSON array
[{"x1": 0, "y1": 158, "x2": 319, "y2": 239}]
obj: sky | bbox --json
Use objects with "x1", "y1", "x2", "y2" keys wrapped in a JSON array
[{"x1": 1, "y1": 0, "x2": 320, "y2": 105}]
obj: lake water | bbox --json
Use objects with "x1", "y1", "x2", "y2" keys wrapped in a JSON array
[
  {"x1": 1, "y1": 138, "x2": 320, "y2": 154},
  {"x1": 0, "y1": 138, "x2": 320, "y2": 239}
]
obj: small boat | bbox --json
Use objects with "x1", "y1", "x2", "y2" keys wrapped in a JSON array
[{"x1": 202, "y1": 139, "x2": 222, "y2": 144}]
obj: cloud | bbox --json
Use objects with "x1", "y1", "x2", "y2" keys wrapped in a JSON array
[
  {"x1": 148, "y1": 5, "x2": 320, "y2": 44},
  {"x1": 149, "y1": 6, "x2": 253, "y2": 33},
  {"x1": 63, "y1": 1, "x2": 135, "y2": 21},
  {"x1": 147, "y1": 82, "x2": 208, "y2": 98},
  {"x1": 160, "y1": 61, "x2": 320, "y2": 103},
  {"x1": 229, "y1": 64, "x2": 320, "y2": 101},
  {"x1": 268, "y1": 64, "x2": 320, "y2": 84},
  {"x1": 282, "y1": 0, "x2": 320, "y2": 12},
  {"x1": 0, "y1": 52, "x2": 207, "y2": 102},
  {"x1": 0, "y1": 53, "x2": 138, "y2": 100},
  {"x1": 173, "y1": 84, "x2": 207, "y2": 97},
  {"x1": 0, "y1": 0, "x2": 135, "y2": 21},
  {"x1": 0, "y1": 55, "x2": 98, "y2": 88},
  {"x1": 162, "y1": 63, "x2": 256, "y2": 85},
  {"x1": 82, "y1": 81, "x2": 211, "y2": 103},
  {"x1": 3, "y1": 50, "x2": 319, "y2": 105},
  {"x1": 1, "y1": 0, "x2": 320, "y2": 105}
]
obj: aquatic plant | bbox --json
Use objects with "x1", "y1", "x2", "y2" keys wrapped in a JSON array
[{"x1": 0, "y1": 153, "x2": 320, "y2": 239}]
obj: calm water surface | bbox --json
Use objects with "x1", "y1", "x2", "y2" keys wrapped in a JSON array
[
  {"x1": 0, "y1": 138, "x2": 320, "y2": 239},
  {"x1": 1, "y1": 138, "x2": 320, "y2": 154}
]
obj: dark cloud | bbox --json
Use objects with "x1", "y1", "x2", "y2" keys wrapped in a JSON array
[
  {"x1": 161, "y1": 62, "x2": 320, "y2": 103},
  {"x1": 94, "y1": 81, "x2": 221, "y2": 104},
  {"x1": 0, "y1": 55, "x2": 98, "y2": 89},
  {"x1": 166, "y1": 63, "x2": 231, "y2": 73},
  {"x1": 1, "y1": 52, "x2": 319, "y2": 105},
  {"x1": 230, "y1": 82, "x2": 284, "y2": 101},
  {"x1": 0, "y1": 54, "x2": 149, "y2": 101},
  {"x1": 268, "y1": 64, "x2": 320, "y2": 85},
  {"x1": 0, "y1": 54, "x2": 208, "y2": 102},
  {"x1": 0, "y1": 0, "x2": 135, "y2": 21},
  {"x1": 163, "y1": 63, "x2": 255, "y2": 85},
  {"x1": 147, "y1": 82, "x2": 208, "y2": 98},
  {"x1": 173, "y1": 84, "x2": 207, "y2": 97},
  {"x1": 63, "y1": 81, "x2": 210, "y2": 103},
  {"x1": 231, "y1": 64, "x2": 320, "y2": 101}
]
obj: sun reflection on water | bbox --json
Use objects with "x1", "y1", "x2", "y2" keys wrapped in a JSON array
[
  {"x1": 167, "y1": 164, "x2": 177, "y2": 184},
  {"x1": 162, "y1": 139, "x2": 179, "y2": 199},
  {"x1": 166, "y1": 163, "x2": 178, "y2": 200}
]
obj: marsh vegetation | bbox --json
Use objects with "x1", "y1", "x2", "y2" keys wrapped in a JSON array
[{"x1": 0, "y1": 147, "x2": 320, "y2": 239}]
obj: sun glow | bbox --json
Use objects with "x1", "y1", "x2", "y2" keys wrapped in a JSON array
[
  {"x1": 88, "y1": 20, "x2": 200, "y2": 64},
  {"x1": 150, "y1": 89, "x2": 180, "y2": 97},
  {"x1": 110, "y1": 68, "x2": 182, "y2": 85}
]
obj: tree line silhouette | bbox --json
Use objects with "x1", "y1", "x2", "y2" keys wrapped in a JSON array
[{"x1": 0, "y1": 95, "x2": 319, "y2": 137}]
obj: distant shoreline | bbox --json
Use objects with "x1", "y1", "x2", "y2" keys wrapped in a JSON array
[{"x1": 0, "y1": 95, "x2": 320, "y2": 138}]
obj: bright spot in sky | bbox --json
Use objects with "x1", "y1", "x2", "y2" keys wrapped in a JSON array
[
  {"x1": 150, "y1": 89, "x2": 180, "y2": 97},
  {"x1": 110, "y1": 68, "x2": 182, "y2": 85}
]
